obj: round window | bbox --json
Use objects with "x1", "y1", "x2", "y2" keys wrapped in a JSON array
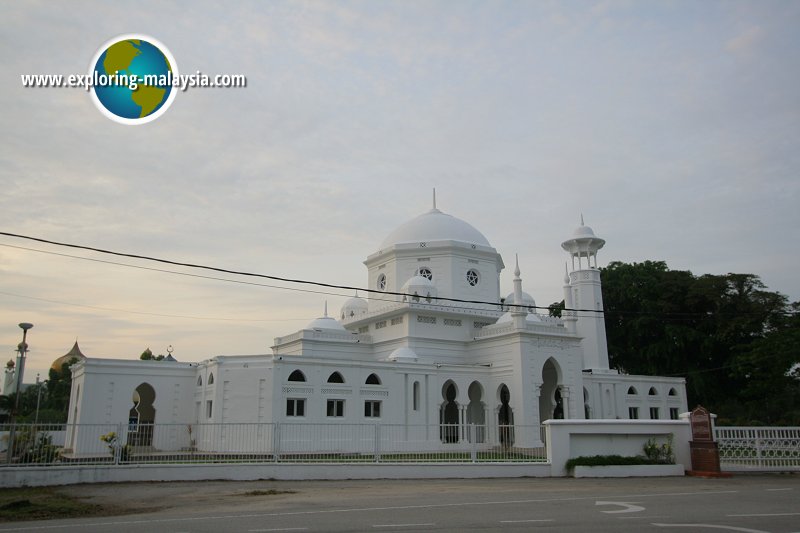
[
  {"x1": 466, "y1": 269, "x2": 480, "y2": 286},
  {"x1": 418, "y1": 267, "x2": 432, "y2": 281},
  {"x1": 377, "y1": 273, "x2": 387, "y2": 291}
]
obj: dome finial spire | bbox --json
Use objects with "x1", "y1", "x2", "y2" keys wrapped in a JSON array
[
  {"x1": 580, "y1": 213, "x2": 585, "y2": 226},
  {"x1": 432, "y1": 187, "x2": 437, "y2": 210},
  {"x1": 324, "y1": 300, "x2": 328, "y2": 318},
  {"x1": 511, "y1": 254, "x2": 526, "y2": 321}
]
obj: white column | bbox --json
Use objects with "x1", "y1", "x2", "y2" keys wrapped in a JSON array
[
  {"x1": 458, "y1": 405, "x2": 467, "y2": 443},
  {"x1": 560, "y1": 386, "x2": 571, "y2": 419}
]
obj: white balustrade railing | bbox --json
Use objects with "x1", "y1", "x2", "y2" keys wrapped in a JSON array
[
  {"x1": 1, "y1": 422, "x2": 547, "y2": 467},
  {"x1": 715, "y1": 426, "x2": 800, "y2": 471}
]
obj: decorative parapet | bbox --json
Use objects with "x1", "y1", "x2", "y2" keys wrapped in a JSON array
[
  {"x1": 274, "y1": 330, "x2": 372, "y2": 345},
  {"x1": 359, "y1": 388, "x2": 389, "y2": 397},
  {"x1": 282, "y1": 386, "x2": 313, "y2": 395},
  {"x1": 341, "y1": 299, "x2": 505, "y2": 326},
  {"x1": 321, "y1": 387, "x2": 352, "y2": 395},
  {"x1": 569, "y1": 270, "x2": 601, "y2": 283},
  {"x1": 475, "y1": 316, "x2": 568, "y2": 339}
]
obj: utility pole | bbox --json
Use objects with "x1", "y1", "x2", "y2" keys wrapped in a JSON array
[{"x1": 6, "y1": 323, "x2": 33, "y2": 464}]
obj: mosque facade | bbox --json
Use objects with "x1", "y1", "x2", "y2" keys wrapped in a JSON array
[{"x1": 64, "y1": 201, "x2": 687, "y2": 453}]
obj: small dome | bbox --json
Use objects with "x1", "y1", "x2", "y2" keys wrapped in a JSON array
[
  {"x1": 340, "y1": 295, "x2": 369, "y2": 320},
  {"x1": 401, "y1": 275, "x2": 438, "y2": 301},
  {"x1": 504, "y1": 290, "x2": 536, "y2": 311},
  {"x1": 51, "y1": 341, "x2": 87, "y2": 373},
  {"x1": 6, "y1": 359, "x2": 14, "y2": 368},
  {"x1": 307, "y1": 301, "x2": 348, "y2": 332},
  {"x1": 307, "y1": 316, "x2": 348, "y2": 332},
  {"x1": 388, "y1": 346, "x2": 418, "y2": 362},
  {"x1": 561, "y1": 217, "x2": 606, "y2": 255},
  {"x1": 573, "y1": 224, "x2": 596, "y2": 237},
  {"x1": 380, "y1": 208, "x2": 491, "y2": 249}
]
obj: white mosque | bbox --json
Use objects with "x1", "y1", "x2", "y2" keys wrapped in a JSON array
[{"x1": 64, "y1": 198, "x2": 687, "y2": 454}]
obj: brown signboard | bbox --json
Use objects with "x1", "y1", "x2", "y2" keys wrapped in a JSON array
[{"x1": 690, "y1": 405, "x2": 713, "y2": 442}]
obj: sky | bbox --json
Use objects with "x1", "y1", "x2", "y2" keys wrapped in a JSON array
[{"x1": 1, "y1": 1, "x2": 798, "y2": 385}]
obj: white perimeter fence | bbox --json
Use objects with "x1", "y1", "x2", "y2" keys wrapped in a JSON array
[
  {"x1": 0, "y1": 422, "x2": 546, "y2": 466},
  {"x1": 3, "y1": 423, "x2": 798, "y2": 472},
  {"x1": 715, "y1": 426, "x2": 800, "y2": 472}
]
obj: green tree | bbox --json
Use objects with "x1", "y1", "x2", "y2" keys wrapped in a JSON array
[
  {"x1": 140, "y1": 348, "x2": 164, "y2": 361},
  {"x1": 548, "y1": 300, "x2": 565, "y2": 318},
  {"x1": 37, "y1": 358, "x2": 78, "y2": 422},
  {"x1": 727, "y1": 301, "x2": 800, "y2": 424},
  {"x1": 600, "y1": 261, "x2": 798, "y2": 424}
]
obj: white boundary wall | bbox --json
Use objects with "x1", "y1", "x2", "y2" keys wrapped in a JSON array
[
  {"x1": 0, "y1": 463, "x2": 552, "y2": 487},
  {"x1": 544, "y1": 419, "x2": 691, "y2": 476},
  {"x1": 2, "y1": 419, "x2": 697, "y2": 486}
]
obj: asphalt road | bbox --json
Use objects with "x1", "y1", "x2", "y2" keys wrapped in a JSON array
[{"x1": 1, "y1": 475, "x2": 798, "y2": 532}]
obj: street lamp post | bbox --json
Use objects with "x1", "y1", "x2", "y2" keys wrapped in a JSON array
[
  {"x1": 6, "y1": 322, "x2": 33, "y2": 464},
  {"x1": 34, "y1": 373, "x2": 43, "y2": 426},
  {"x1": 12, "y1": 323, "x2": 33, "y2": 418}
]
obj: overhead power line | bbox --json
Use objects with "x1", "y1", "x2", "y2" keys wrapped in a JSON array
[
  {"x1": 0, "y1": 231, "x2": 577, "y2": 312},
  {"x1": 1, "y1": 231, "x2": 795, "y2": 320}
]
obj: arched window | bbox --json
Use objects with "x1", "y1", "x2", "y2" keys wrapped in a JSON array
[
  {"x1": 413, "y1": 381, "x2": 420, "y2": 411},
  {"x1": 288, "y1": 369, "x2": 306, "y2": 382},
  {"x1": 196, "y1": 376, "x2": 202, "y2": 387},
  {"x1": 208, "y1": 373, "x2": 215, "y2": 385},
  {"x1": 327, "y1": 371, "x2": 345, "y2": 384},
  {"x1": 648, "y1": 387, "x2": 658, "y2": 396},
  {"x1": 668, "y1": 388, "x2": 678, "y2": 396},
  {"x1": 627, "y1": 386, "x2": 638, "y2": 395},
  {"x1": 365, "y1": 373, "x2": 381, "y2": 385}
]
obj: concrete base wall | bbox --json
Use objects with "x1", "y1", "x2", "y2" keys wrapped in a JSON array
[
  {"x1": 0, "y1": 462, "x2": 553, "y2": 487},
  {"x1": 573, "y1": 464, "x2": 685, "y2": 478},
  {"x1": 545, "y1": 419, "x2": 692, "y2": 476}
]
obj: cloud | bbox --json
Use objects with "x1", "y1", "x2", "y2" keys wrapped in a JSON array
[
  {"x1": 725, "y1": 25, "x2": 764, "y2": 56},
  {"x1": 1, "y1": 1, "x2": 799, "y2": 381}
]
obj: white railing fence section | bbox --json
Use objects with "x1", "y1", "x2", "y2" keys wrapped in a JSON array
[
  {"x1": 715, "y1": 426, "x2": 800, "y2": 471},
  {"x1": 0, "y1": 422, "x2": 547, "y2": 466}
]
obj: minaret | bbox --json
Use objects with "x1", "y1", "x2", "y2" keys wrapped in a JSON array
[
  {"x1": 3, "y1": 360, "x2": 16, "y2": 396},
  {"x1": 511, "y1": 254, "x2": 527, "y2": 329},
  {"x1": 561, "y1": 217, "x2": 610, "y2": 370},
  {"x1": 562, "y1": 263, "x2": 577, "y2": 334}
]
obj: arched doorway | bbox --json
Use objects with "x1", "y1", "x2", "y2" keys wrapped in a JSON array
[
  {"x1": 553, "y1": 387, "x2": 564, "y2": 419},
  {"x1": 539, "y1": 359, "x2": 562, "y2": 422},
  {"x1": 128, "y1": 383, "x2": 156, "y2": 447},
  {"x1": 583, "y1": 387, "x2": 591, "y2": 419},
  {"x1": 467, "y1": 381, "x2": 485, "y2": 443},
  {"x1": 498, "y1": 384, "x2": 514, "y2": 448},
  {"x1": 440, "y1": 381, "x2": 459, "y2": 443}
]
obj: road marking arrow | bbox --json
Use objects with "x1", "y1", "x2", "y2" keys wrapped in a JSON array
[{"x1": 596, "y1": 501, "x2": 646, "y2": 514}]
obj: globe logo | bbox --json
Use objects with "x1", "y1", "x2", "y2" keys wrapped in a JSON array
[{"x1": 89, "y1": 34, "x2": 178, "y2": 125}]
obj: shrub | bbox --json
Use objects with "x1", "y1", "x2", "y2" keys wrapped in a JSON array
[
  {"x1": 99, "y1": 431, "x2": 131, "y2": 462},
  {"x1": 565, "y1": 434, "x2": 676, "y2": 471},
  {"x1": 643, "y1": 434, "x2": 675, "y2": 464},
  {"x1": 565, "y1": 455, "x2": 652, "y2": 471}
]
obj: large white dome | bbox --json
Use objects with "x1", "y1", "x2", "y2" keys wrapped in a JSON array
[{"x1": 380, "y1": 208, "x2": 491, "y2": 249}]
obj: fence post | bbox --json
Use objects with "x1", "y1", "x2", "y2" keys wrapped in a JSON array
[
  {"x1": 374, "y1": 424, "x2": 381, "y2": 463},
  {"x1": 470, "y1": 424, "x2": 477, "y2": 463},
  {"x1": 6, "y1": 422, "x2": 17, "y2": 464},
  {"x1": 756, "y1": 429, "x2": 763, "y2": 469},
  {"x1": 114, "y1": 423, "x2": 123, "y2": 465},
  {"x1": 273, "y1": 422, "x2": 281, "y2": 462}
]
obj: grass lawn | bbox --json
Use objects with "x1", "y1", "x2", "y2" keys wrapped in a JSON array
[{"x1": 0, "y1": 487, "x2": 123, "y2": 522}]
